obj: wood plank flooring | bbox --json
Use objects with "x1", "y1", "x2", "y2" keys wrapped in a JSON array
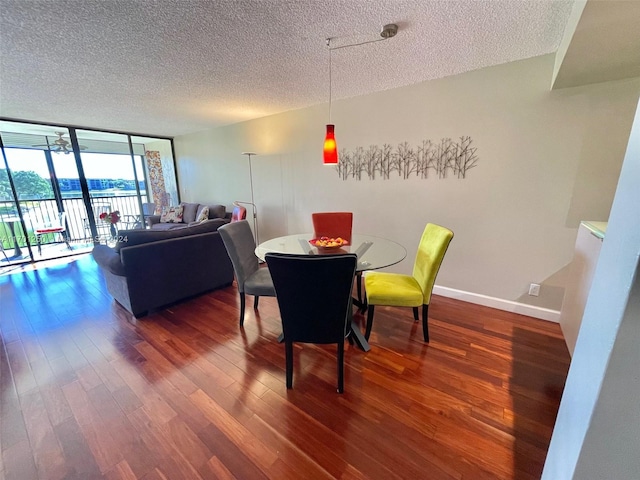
[{"x1": 0, "y1": 254, "x2": 570, "y2": 479}]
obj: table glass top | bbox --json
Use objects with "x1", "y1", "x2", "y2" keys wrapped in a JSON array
[{"x1": 255, "y1": 233, "x2": 407, "y2": 272}]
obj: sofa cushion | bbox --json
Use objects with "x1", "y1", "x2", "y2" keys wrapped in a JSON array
[
  {"x1": 114, "y1": 218, "x2": 228, "y2": 252},
  {"x1": 160, "y1": 205, "x2": 184, "y2": 223},
  {"x1": 180, "y1": 202, "x2": 200, "y2": 223},
  {"x1": 150, "y1": 222, "x2": 187, "y2": 231}
]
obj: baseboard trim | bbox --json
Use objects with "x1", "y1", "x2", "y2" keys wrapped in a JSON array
[{"x1": 433, "y1": 286, "x2": 561, "y2": 323}]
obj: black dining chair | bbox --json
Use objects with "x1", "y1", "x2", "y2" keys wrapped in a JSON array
[
  {"x1": 265, "y1": 252, "x2": 357, "y2": 393},
  {"x1": 218, "y1": 220, "x2": 276, "y2": 326}
]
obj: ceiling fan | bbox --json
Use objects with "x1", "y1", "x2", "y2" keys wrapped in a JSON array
[{"x1": 33, "y1": 132, "x2": 87, "y2": 154}]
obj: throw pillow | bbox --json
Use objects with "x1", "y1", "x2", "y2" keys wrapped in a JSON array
[
  {"x1": 196, "y1": 206, "x2": 209, "y2": 222},
  {"x1": 207, "y1": 204, "x2": 226, "y2": 219},
  {"x1": 160, "y1": 205, "x2": 184, "y2": 223}
]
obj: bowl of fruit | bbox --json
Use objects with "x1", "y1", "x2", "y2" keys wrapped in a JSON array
[{"x1": 309, "y1": 236, "x2": 349, "y2": 251}]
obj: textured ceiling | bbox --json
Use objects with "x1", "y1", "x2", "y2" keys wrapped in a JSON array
[{"x1": 0, "y1": 0, "x2": 574, "y2": 137}]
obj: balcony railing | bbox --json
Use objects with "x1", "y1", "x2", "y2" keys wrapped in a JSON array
[{"x1": 1, "y1": 194, "x2": 147, "y2": 261}]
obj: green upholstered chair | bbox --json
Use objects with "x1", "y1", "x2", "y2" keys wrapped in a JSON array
[{"x1": 363, "y1": 223, "x2": 453, "y2": 342}]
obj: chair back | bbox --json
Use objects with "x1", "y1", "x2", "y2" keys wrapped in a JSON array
[
  {"x1": 142, "y1": 203, "x2": 156, "y2": 215},
  {"x1": 35, "y1": 211, "x2": 66, "y2": 234},
  {"x1": 311, "y1": 212, "x2": 353, "y2": 243},
  {"x1": 265, "y1": 253, "x2": 357, "y2": 344},
  {"x1": 231, "y1": 205, "x2": 247, "y2": 222},
  {"x1": 218, "y1": 220, "x2": 259, "y2": 292},
  {"x1": 413, "y1": 223, "x2": 454, "y2": 305},
  {"x1": 93, "y1": 204, "x2": 110, "y2": 217}
]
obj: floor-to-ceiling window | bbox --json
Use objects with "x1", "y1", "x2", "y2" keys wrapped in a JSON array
[{"x1": 0, "y1": 120, "x2": 177, "y2": 269}]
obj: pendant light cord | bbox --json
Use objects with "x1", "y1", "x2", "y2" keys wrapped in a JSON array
[
  {"x1": 328, "y1": 36, "x2": 388, "y2": 51},
  {"x1": 327, "y1": 38, "x2": 333, "y2": 123},
  {"x1": 326, "y1": 30, "x2": 394, "y2": 122}
]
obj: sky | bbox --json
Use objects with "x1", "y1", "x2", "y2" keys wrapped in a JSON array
[{"x1": 3, "y1": 149, "x2": 141, "y2": 180}]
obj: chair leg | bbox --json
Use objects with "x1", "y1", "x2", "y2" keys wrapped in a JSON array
[
  {"x1": 37, "y1": 234, "x2": 42, "y2": 254},
  {"x1": 337, "y1": 341, "x2": 344, "y2": 393},
  {"x1": 413, "y1": 307, "x2": 419, "y2": 321},
  {"x1": 422, "y1": 304, "x2": 430, "y2": 342},
  {"x1": 63, "y1": 232, "x2": 71, "y2": 250},
  {"x1": 254, "y1": 296, "x2": 259, "y2": 309},
  {"x1": 285, "y1": 341, "x2": 294, "y2": 389},
  {"x1": 239, "y1": 292, "x2": 246, "y2": 327},
  {"x1": 365, "y1": 306, "x2": 375, "y2": 340},
  {"x1": 356, "y1": 272, "x2": 363, "y2": 304}
]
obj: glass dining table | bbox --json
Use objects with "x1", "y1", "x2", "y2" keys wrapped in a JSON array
[{"x1": 255, "y1": 233, "x2": 407, "y2": 351}]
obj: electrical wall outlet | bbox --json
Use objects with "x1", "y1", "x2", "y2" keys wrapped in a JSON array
[{"x1": 529, "y1": 283, "x2": 541, "y2": 296}]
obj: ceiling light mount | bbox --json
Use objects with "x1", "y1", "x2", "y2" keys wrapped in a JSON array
[{"x1": 380, "y1": 23, "x2": 398, "y2": 39}]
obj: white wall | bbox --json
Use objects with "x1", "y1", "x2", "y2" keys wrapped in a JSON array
[
  {"x1": 174, "y1": 54, "x2": 640, "y2": 315},
  {"x1": 542, "y1": 99, "x2": 640, "y2": 479}
]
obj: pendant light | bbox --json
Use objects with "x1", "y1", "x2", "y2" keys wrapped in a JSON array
[
  {"x1": 322, "y1": 24, "x2": 398, "y2": 165},
  {"x1": 323, "y1": 39, "x2": 338, "y2": 165}
]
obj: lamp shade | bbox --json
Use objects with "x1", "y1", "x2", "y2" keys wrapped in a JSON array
[{"x1": 323, "y1": 124, "x2": 338, "y2": 165}]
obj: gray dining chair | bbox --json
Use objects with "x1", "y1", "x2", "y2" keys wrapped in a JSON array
[{"x1": 218, "y1": 220, "x2": 276, "y2": 326}]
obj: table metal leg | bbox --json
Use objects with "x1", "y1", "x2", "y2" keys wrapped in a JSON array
[
  {"x1": 347, "y1": 297, "x2": 371, "y2": 352},
  {"x1": 348, "y1": 320, "x2": 371, "y2": 352}
]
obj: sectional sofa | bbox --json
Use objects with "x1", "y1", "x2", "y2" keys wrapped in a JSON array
[{"x1": 92, "y1": 216, "x2": 234, "y2": 317}]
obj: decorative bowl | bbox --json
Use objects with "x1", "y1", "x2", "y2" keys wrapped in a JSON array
[{"x1": 309, "y1": 237, "x2": 349, "y2": 251}]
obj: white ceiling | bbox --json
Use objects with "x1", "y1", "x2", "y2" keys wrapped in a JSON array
[{"x1": 0, "y1": 0, "x2": 582, "y2": 137}]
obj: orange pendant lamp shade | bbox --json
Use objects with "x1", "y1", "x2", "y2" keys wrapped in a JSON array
[{"x1": 323, "y1": 124, "x2": 338, "y2": 165}]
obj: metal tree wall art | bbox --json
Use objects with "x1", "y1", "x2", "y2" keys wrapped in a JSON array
[{"x1": 335, "y1": 136, "x2": 479, "y2": 181}]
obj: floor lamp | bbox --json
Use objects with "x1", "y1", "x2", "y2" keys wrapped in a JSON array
[{"x1": 236, "y1": 152, "x2": 259, "y2": 244}]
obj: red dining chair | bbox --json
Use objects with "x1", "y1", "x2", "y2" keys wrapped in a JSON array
[
  {"x1": 311, "y1": 212, "x2": 362, "y2": 304},
  {"x1": 311, "y1": 212, "x2": 353, "y2": 243}
]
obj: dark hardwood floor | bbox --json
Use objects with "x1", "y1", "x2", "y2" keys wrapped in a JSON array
[{"x1": 0, "y1": 254, "x2": 570, "y2": 479}]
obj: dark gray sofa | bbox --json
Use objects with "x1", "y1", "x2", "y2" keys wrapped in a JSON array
[{"x1": 92, "y1": 218, "x2": 234, "y2": 317}]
